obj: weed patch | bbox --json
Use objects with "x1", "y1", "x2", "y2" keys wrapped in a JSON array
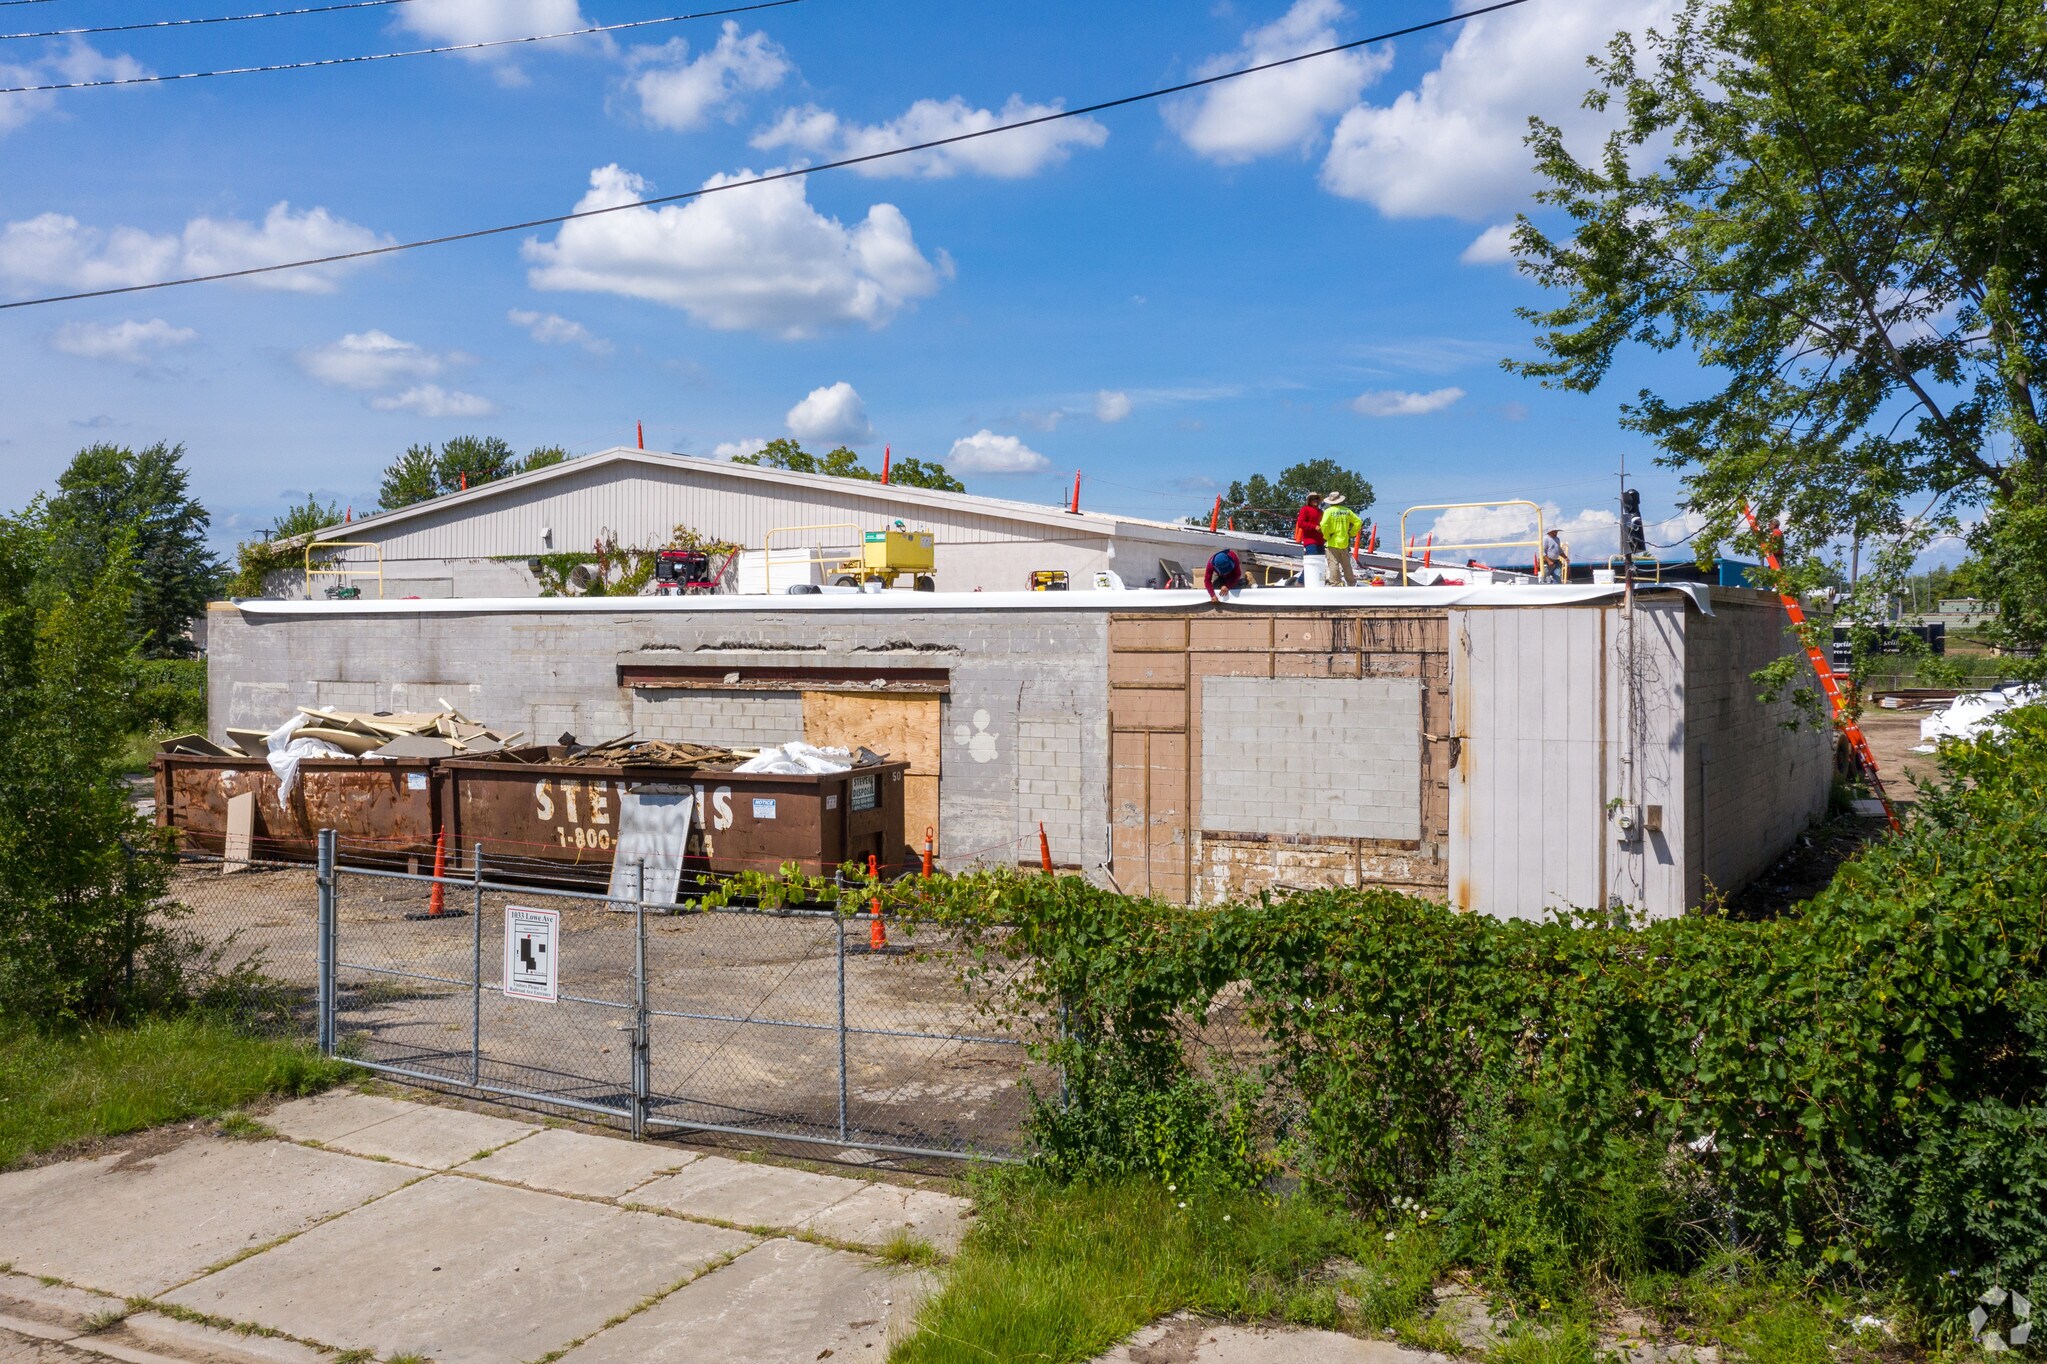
[{"x1": 0, "y1": 1014, "x2": 350, "y2": 1168}]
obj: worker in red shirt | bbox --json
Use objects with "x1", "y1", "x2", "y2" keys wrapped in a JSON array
[{"x1": 1293, "y1": 494, "x2": 1325, "y2": 588}]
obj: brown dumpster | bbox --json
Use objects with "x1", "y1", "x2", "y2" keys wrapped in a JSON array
[
  {"x1": 152, "y1": 753, "x2": 438, "y2": 865},
  {"x1": 436, "y1": 754, "x2": 911, "y2": 883}
]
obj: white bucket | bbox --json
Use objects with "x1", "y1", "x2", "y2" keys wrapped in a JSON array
[
  {"x1": 1592, "y1": 568, "x2": 1615, "y2": 584},
  {"x1": 1300, "y1": 554, "x2": 1327, "y2": 589}
]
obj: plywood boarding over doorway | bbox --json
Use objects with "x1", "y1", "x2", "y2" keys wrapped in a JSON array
[
  {"x1": 802, "y1": 691, "x2": 940, "y2": 865},
  {"x1": 1108, "y1": 610, "x2": 1453, "y2": 905}
]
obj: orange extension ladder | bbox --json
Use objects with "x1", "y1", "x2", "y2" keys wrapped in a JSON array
[{"x1": 1742, "y1": 506, "x2": 1900, "y2": 831}]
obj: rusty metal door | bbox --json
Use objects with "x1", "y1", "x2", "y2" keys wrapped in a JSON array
[{"x1": 1447, "y1": 607, "x2": 1609, "y2": 919}]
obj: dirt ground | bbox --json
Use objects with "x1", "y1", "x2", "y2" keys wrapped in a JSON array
[
  {"x1": 172, "y1": 863, "x2": 1039, "y2": 1157},
  {"x1": 1856, "y1": 704, "x2": 1948, "y2": 801}
]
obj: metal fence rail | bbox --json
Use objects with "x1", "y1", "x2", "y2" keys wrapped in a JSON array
[{"x1": 303, "y1": 832, "x2": 1035, "y2": 1160}]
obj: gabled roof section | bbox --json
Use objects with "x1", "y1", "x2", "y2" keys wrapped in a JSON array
[{"x1": 314, "y1": 447, "x2": 1299, "y2": 551}]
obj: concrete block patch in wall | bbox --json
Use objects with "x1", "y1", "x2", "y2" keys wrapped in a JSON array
[{"x1": 1200, "y1": 676, "x2": 1422, "y2": 841}]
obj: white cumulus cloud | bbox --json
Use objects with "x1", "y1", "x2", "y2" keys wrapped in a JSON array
[
  {"x1": 1321, "y1": 0, "x2": 1679, "y2": 219},
  {"x1": 626, "y1": 23, "x2": 789, "y2": 131},
  {"x1": 786, "y1": 381, "x2": 873, "y2": 444},
  {"x1": 1, "y1": 41, "x2": 150, "y2": 138},
  {"x1": 947, "y1": 429, "x2": 1048, "y2": 474},
  {"x1": 522, "y1": 164, "x2": 949, "y2": 338},
  {"x1": 1419, "y1": 502, "x2": 1702, "y2": 559},
  {"x1": 1352, "y1": 386, "x2": 1465, "y2": 416},
  {"x1": 0, "y1": 202, "x2": 390, "y2": 295},
  {"x1": 507, "y1": 308, "x2": 612, "y2": 353},
  {"x1": 711, "y1": 437, "x2": 769, "y2": 460},
  {"x1": 1461, "y1": 223, "x2": 1518, "y2": 265},
  {"x1": 1167, "y1": 0, "x2": 1391, "y2": 164},
  {"x1": 753, "y1": 94, "x2": 1108, "y2": 178},
  {"x1": 1094, "y1": 390, "x2": 1133, "y2": 423},
  {"x1": 297, "y1": 330, "x2": 446, "y2": 390},
  {"x1": 399, "y1": 0, "x2": 586, "y2": 43},
  {"x1": 370, "y1": 385, "x2": 498, "y2": 418},
  {"x1": 297, "y1": 331, "x2": 496, "y2": 416},
  {"x1": 50, "y1": 318, "x2": 197, "y2": 367}
]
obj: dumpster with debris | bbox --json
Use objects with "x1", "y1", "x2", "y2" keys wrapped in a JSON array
[{"x1": 436, "y1": 740, "x2": 909, "y2": 886}]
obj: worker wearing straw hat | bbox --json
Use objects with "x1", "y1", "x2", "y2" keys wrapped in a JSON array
[{"x1": 1318, "y1": 493, "x2": 1362, "y2": 586}]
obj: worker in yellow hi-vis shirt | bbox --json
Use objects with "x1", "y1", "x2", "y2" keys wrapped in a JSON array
[{"x1": 1318, "y1": 493, "x2": 1363, "y2": 586}]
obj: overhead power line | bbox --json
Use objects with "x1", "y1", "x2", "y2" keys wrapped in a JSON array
[
  {"x1": 2, "y1": 0, "x2": 417, "y2": 43},
  {"x1": 0, "y1": 0, "x2": 806, "y2": 91},
  {"x1": 0, "y1": 0, "x2": 1534, "y2": 310}
]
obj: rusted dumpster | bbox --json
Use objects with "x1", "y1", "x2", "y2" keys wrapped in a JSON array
[
  {"x1": 436, "y1": 753, "x2": 911, "y2": 883},
  {"x1": 152, "y1": 753, "x2": 438, "y2": 864}
]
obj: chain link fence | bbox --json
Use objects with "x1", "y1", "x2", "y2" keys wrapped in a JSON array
[
  {"x1": 169, "y1": 832, "x2": 1043, "y2": 1159},
  {"x1": 168, "y1": 850, "x2": 324, "y2": 1040}
]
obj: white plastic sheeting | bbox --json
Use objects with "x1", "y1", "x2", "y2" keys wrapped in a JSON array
[
  {"x1": 734, "y1": 742, "x2": 854, "y2": 775},
  {"x1": 264, "y1": 713, "x2": 348, "y2": 801},
  {"x1": 1915, "y1": 684, "x2": 2045, "y2": 751},
  {"x1": 609, "y1": 790, "x2": 695, "y2": 906}
]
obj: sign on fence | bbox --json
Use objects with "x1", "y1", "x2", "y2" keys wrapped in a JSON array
[{"x1": 504, "y1": 905, "x2": 560, "y2": 1002}]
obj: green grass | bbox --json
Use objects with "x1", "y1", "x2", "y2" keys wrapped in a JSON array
[
  {"x1": 889, "y1": 1171, "x2": 1443, "y2": 1364},
  {"x1": 889, "y1": 1173, "x2": 1926, "y2": 1364},
  {"x1": 0, "y1": 1014, "x2": 352, "y2": 1169}
]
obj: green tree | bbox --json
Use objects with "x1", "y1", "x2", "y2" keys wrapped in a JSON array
[
  {"x1": 733, "y1": 439, "x2": 965, "y2": 491},
  {"x1": 378, "y1": 444, "x2": 439, "y2": 510},
  {"x1": 888, "y1": 456, "x2": 966, "y2": 493},
  {"x1": 1196, "y1": 459, "x2": 1376, "y2": 538},
  {"x1": 45, "y1": 442, "x2": 221, "y2": 659},
  {"x1": 0, "y1": 509, "x2": 180, "y2": 1020},
  {"x1": 222, "y1": 496, "x2": 344, "y2": 598},
  {"x1": 1509, "y1": 0, "x2": 2047, "y2": 647},
  {"x1": 377, "y1": 439, "x2": 569, "y2": 510}
]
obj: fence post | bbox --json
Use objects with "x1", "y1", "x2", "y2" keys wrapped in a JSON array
[
  {"x1": 471, "y1": 842, "x2": 484, "y2": 1086},
  {"x1": 632, "y1": 858, "x2": 650, "y2": 1142},
  {"x1": 837, "y1": 903, "x2": 849, "y2": 1144},
  {"x1": 316, "y1": 829, "x2": 336, "y2": 1057}
]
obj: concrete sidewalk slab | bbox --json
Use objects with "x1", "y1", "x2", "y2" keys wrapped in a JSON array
[
  {"x1": 0, "y1": 1136, "x2": 414, "y2": 1298},
  {"x1": 308, "y1": 1104, "x2": 538, "y2": 1170},
  {"x1": 629, "y1": 1155, "x2": 866, "y2": 1228},
  {"x1": 459, "y1": 1127, "x2": 695, "y2": 1199},
  {"x1": 558, "y1": 1238, "x2": 927, "y2": 1364},
  {"x1": 798, "y1": 1182, "x2": 972, "y2": 1254},
  {"x1": 0, "y1": 1272, "x2": 123, "y2": 1334},
  {"x1": 261, "y1": 1091, "x2": 420, "y2": 1145},
  {"x1": 1096, "y1": 1314, "x2": 1445, "y2": 1364},
  {"x1": 99, "y1": 1313, "x2": 328, "y2": 1364},
  {"x1": 164, "y1": 1174, "x2": 753, "y2": 1364}
]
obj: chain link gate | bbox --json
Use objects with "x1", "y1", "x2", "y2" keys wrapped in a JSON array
[{"x1": 314, "y1": 831, "x2": 1035, "y2": 1159}]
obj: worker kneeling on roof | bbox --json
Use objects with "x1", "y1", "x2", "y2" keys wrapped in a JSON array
[{"x1": 1205, "y1": 548, "x2": 1246, "y2": 600}]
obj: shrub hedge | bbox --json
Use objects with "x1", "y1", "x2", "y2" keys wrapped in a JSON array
[{"x1": 839, "y1": 707, "x2": 2043, "y2": 1320}]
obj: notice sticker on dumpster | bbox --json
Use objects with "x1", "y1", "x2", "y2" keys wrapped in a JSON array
[
  {"x1": 851, "y1": 775, "x2": 879, "y2": 812},
  {"x1": 504, "y1": 906, "x2": 559, "y2": 1003},
  {"x1": 752, "y1": 798, "x2": 778, "y2": 820},
  {"x1": 407, "y1": 772, "x2": 427, "y2": 791}
]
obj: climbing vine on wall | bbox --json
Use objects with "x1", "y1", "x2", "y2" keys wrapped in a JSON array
[{"x1": 510, "y1": 524, "x2": 740, "y2": 597}]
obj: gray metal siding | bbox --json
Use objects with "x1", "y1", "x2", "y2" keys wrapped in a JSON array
[{"x1": 1449, "y1": 607, "x2": 1610, "y2": 920}]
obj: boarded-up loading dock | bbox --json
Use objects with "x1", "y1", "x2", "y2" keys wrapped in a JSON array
[{"x1": 205, "y1": 587, "x2": 1833, "y2": 919}]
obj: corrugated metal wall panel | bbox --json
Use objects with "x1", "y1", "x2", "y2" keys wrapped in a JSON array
[
  {"x1": 1449, "y1": 607, "x2": 1610, "y2": 919},
  {"x1": 346, "y1": 462, "x2": 1113, "y2": 562}
]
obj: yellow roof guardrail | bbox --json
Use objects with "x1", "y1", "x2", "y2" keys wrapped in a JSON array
[
  {"x1": 1397, "y1": 501, "x2": 1546, "y2": 585},
  {"x1": 762, "y1": 522, "x2": 864, "y2": 594},
  {"x1": 304, "y1": 541, "x2": 385, "y2": 600}
]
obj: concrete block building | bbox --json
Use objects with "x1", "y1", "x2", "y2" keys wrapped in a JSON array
[{"x1": 206, "y1": 584, "x2": 1832, "y2": 920}]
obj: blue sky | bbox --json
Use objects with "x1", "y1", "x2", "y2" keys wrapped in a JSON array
[{"x1": 0, "y1": 0, "x2": 1733, "y2": 559}]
